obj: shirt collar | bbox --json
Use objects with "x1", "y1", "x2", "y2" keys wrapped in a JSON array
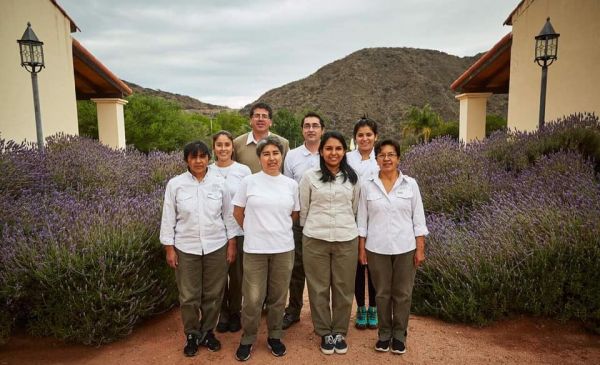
[
  {"x1": 300, "y1": 143, "x2": 319, "y2": 156},
  {"x1": 246, "y1": 131, "x2": 271, "y2": 145}
]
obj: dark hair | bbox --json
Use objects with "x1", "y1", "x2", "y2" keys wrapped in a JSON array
[
  {"x1": 300, "y1": 112, "x2": 325, "y2": 129},
  {"x1": 183, "y1": 141, "x2": 211, "y2": 161},
  {"x1": 212, "y1": 130, "x2": 234, "y2": 147},
  {"x1": 249, "y1": 102, "x2": 273, "y2": 119},
  {"x1": 374, "y1": 139, "x2": 401, "y2": 157},
  {"x1": 318, "y1": 131, "x2": 358, "y2": 185},
  {"x1": 353, "y1": 116, "x2": 378, "y2": 138},
  {"x1": 256, "y1": 135, "x2": 284, "y2": 156}
]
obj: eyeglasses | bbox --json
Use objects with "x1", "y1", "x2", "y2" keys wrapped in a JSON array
[
  {"x1": 252, "y1": 113, "x2": 270, "y2": 120},
  {"x1": 302, "y1": 123, "x2": 322, "y2": 130},
  {"x1": 376, "y1": 153, "x2": 398, "y2": 160}
]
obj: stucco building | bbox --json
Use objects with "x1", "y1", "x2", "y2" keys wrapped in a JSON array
[
  {"x1": 451, "y1": 0, "x2": 600, "y2": 142},
  {"x1": 1, "y1": 0, "x2": 132, "y2": 148}
]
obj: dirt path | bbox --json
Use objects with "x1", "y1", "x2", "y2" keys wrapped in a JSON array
[{"x1": 1, "y1": 295, "x2": 599, "y2": 365}]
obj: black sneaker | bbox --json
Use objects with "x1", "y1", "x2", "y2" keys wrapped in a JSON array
[
  {"x1": 183, "y1": 333, "x2": 200, "y2": 357},
  {"x1": 235, "y1": 343, "x2": 252, "y2": 361},
  {"x1": 375, "y1": 339, "x2": 390, "y2": 352},
  {"x1": 333, "y1": 333, "x2": 348, "y2": 354},
  {"x1": 229, "y1": 313, "x2": 242, "y2": 333},
  {"x1": 216, "y1": 321, "x2": 229, "y2": 333},
  {"x1": 320, "y1": 334, "x2": 335, "y2": 355},
  {"x1": 200, "y1": 330, "x2": 221, "y2": 352},
  {"x1": 267, "y1": 338, "x2": 287, "y2": 357},
  {"x1": 391, "y1": 338, "x2": 406, "y2": 354},
  {"x1": 282, "y1": 312, "x2": 300, "y2": 330}
]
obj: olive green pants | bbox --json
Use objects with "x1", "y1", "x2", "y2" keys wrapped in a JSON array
[
  {"x1": 240, "y1": 250, "x2": 294, "y2": 345},
  {"x1": 303, "y1": 235, "x2": 358, "y2": 336},
  {"x1": 285, "y1": 223, "x2": 305, "y2": 317},
  {"x1": 175, "y1": 245, "x2": 228, "y2": 336},
  {"x1": 367, "y1": 249, "x2": 416, "y2": 342},
  {"x1": 218, "y1": 235, "x2": 244, "y2": 322}
]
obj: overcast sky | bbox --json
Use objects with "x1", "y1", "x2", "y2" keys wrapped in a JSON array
[{"x1": 59, "y1": 0, "x2": 518, "y2": 108}]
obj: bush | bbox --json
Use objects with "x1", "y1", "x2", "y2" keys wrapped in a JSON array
[
  {"x1": 0, "y1": 135, "x2": 182, "y2": 345},
  {"x1": 412, "y1": 149, "x2": 600, "y2": 331},
  {"x1": 400, "y1": 136, "x2": 508, "y2": 216}
]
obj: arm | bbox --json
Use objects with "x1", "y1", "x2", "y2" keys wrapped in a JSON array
[
  {"x1": 233, "y1": 206, "x2": 245, "y2": 229},
  {"x1": 159, "y1": 180, "x2": 178, "y2": 268},
  {"x1": 298, "y1": 173, "x2": 311, "y2": 227}
]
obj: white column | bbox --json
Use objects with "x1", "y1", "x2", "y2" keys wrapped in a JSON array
[
  {"x1": 455, "y1": 92, "x2": 492, "y2": 143},
  {"x1": 91, "y1": 98, "x2": 128, "y2": 149}
]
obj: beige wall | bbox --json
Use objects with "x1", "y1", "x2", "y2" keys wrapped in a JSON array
[
  {"x1": 0, "y1": 0, "x2": 78, "y2": 145},
  {"x1": 507, "y1": 0, "x2": 600, "y2": 131}
]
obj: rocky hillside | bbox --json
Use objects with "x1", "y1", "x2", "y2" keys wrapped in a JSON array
[
  {"x1": 245, "y1": 47, "x2": 508, "y2": 138},
  {"x1": 123, "y1": 81, "x2": 230, "y2": 116}
]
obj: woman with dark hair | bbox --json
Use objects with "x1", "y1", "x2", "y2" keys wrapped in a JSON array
[
  {"x1": 232, "y1": 136, "x2": 299, "y2": 361},
  {"x1": 160, "y1": 141, "x2": 237, "y2": 357},
  {"x1": 210, "y1": 131, "x2": 251, "y2": 333},
  {"x1": 357, "y1": 139, "x2": 428, "y2": 355},
  {"x1": 347, "y1": 117, "x2": 379, "y2": 330},
  {"x1": 300, "y1": 131, "x2": 360, "y2": 355}
]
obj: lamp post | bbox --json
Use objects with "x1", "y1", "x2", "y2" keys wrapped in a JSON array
[
  {"x1": 535, "y1": 17, "x2": 560, "y2": 129},
  {"x1": 17, "y1": 22, "x2": 46, "y2": 152}
]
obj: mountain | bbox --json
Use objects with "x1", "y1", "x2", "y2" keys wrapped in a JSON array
[
  {"x1": 244, "y1": 47, "x2": 508, "y2": 139},
  {"x1": 123, "y1": 81, "x2": 230, "y2": 116}
]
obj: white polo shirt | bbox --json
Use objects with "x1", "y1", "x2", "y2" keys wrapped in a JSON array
[
  {"x1": 356, "y1": 173, "x2": 429, "y2": 255},
  {"x1": 347, "y1": 149, "x2": 379, "y2": 181},
  {"x1": 209, "y1": 162, "x2": 252, "y2": 236},
  {"x1": 283, "y1": 143, "x2": 320, "y2": 184},
  {"x1": 160, "y1": 170, "x2": 237, "y2": 256},
  {"x1": 232, "y1": 171, "x2": 300, "y2": 254}
]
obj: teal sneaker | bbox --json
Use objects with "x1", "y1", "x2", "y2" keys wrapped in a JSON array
[
  {"x1": 355, "y1": 306, "x2": 367, "y2": 329},
  {"x1": 367, "y1": 306, "x2": 378, "y2": 329}
]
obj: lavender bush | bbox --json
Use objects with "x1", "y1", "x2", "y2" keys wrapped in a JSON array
[
  {"x1": 0, "y1": 135, "x2": 184, "y2": 345},
  {"x1": 408, "y1": 113, "x2": 600, "y2": 332}
]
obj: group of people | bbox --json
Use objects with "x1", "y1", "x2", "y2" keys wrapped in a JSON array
[{"x1": 159, "y1": 102, "x2": 429, "y2": 361}]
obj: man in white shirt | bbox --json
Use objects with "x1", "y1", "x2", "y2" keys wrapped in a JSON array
[
  {"x1": 233, "y1": 102, "x2": 289, "y2": 173},
  {"x1": 281, "y1": 112, "x2": 324, "y2": 329}
]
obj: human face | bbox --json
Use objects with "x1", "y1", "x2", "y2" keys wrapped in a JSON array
[
  {"x1": 321, "y1": 137, "x2": 345, "y2": 172},
  {"x1": 355, "y1": 126, "x2": 377, "y2": 154},
  {"x1": 250, "y1": 107, "x2": 272, "y2": 135},
  {"x1": 259, "y1": 144, "x2": 282, "y2": 176},
  {"x1": 186, "y1": 152, "x2": 209, "y2": 178},
  {"x1": 213, "y1": 134, "x2": 233, "y2": 163},
  {"x1": 302, "y1": 116, "x2": 323, "y2": 145},
  {"x1": 376, "y1": 144, "x2": 400, "y2": 173}
]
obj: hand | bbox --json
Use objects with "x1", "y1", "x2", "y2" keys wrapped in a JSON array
[
  {"x1": 358, "y1": 247, "x2": 368, "y2": 265},
  {"x1": 165, "y1": 246, "x2": 178, "y2": 268},
  {"x1": 226, "y1": 239, "x2": 237, "y2": 264},
  {"x1": 414, "y1": 237, "x2": 425, "y2": 268}
]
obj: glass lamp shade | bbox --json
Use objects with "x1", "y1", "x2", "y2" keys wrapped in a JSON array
[
  {"x1": 535, "y1": 18, "x2": 559, "y2": 66},
  {"x1": 17, "y1": 22, "x2": 45, "y2": 73}
]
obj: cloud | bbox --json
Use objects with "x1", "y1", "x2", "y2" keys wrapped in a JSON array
[{"x1": 60, "y1": 0, "x2": 516, "y2": 108}]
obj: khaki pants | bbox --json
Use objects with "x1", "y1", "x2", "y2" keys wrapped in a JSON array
[
  {"x1": 367, "y1": 249, "x2": 416, "y2": 342},
  {"x1": 285, "y1": 223, "x2": 305, "y2": 317},
  {"x1": 303, "y1": 235, "x2": 358, "y2": 336},
  {"x1": 219, "y1": 235, "x2": 244, "y2": 322},
  {"x1": 175, "y1": 245, "x2": 228, "y2": 336},
  {"x1": 240, "y1": 250, "x2": 294, "y2": 345}
]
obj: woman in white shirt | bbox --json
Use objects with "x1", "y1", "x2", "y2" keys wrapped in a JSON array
[
  {"x1": 160, "y1": 141, "x2": 237, "y2": 357},
  {"x1": 232, "y1": 136, "x2": 299, "y2": 361},
  {"x1": 300, "y1": 131, "x2": 360, "y2": 355},
  {"x1": 356, "y1": 139, "x2": 428, "y2": 356},
  {"x1": 346, "y1": 117, "x2": 379, "y2": 330},
  {"x1": 210, "y1": 131, "x2": 251, "y2": 334}
]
